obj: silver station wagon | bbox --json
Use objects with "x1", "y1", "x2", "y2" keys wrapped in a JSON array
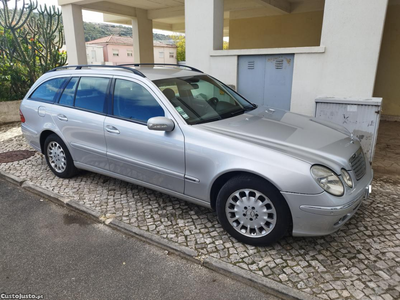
[{"x1": 20, "y1": 64, "x2": 373, "y2": 246}]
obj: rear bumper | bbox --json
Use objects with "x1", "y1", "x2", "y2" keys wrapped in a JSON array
[
  {"x1": 282, "y1": 167, "x2": 373, "y2": 237},
  {"x1": 21, "y1": 123, "x2": 41, "y2": 152}
]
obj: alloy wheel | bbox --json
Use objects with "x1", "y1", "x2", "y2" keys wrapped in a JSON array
[{"x1": 225, "y1": 189, "x2": 277, "y2": 238}]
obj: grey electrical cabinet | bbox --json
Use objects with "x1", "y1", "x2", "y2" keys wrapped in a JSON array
[
  {"x1": 238, "y1": 54, "x2": 294, "y2": 111},
  {"x1": 315, "y1": 97, "x2": 382, "y2": 163}
]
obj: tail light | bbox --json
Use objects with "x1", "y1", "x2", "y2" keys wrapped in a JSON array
[{"x1": 19, "y1": 109, "x2": 25, "y2": 123}]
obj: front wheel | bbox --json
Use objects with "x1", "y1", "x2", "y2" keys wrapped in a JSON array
[{"x1": 216, "y1": 175, "x2": 291, "y2": 246}]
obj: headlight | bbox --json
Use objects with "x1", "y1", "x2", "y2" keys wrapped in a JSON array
[
  {"x1": 341, "y1": 169, "x2": 353, "y2": 188},
  {"x1": 311, "y1": 165, "x2": 344, "y2": 196}
]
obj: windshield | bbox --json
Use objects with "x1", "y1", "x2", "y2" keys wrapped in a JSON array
[{"x1": 153, "y1": 75, "x2": 256, "y2": 125}]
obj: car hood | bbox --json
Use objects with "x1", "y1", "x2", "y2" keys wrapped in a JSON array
[{"x1": 196, "y1": 107, "x2": 360, "y2": 172}]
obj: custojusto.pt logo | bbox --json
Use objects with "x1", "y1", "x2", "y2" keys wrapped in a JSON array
[{"x1": 0, "y1": 293, "x2": 44, "y2": 299}]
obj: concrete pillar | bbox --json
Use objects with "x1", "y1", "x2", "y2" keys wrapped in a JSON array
[
  {"x1": 319, "y1": 0, "x2": 388, "y2": 97},
  {"x1": 185, "y1": 0, "x2": 224, "y2": 72},
  {"x1": 132, "y1": 9, "x2": 154, "y2": 63},
  {"x1": 61, "y1": 4, "x2": 87, "y2": 65}
]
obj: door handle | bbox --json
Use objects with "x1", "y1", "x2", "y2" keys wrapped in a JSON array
[
  {"x1": 57, "y1": 114, "x2": 68, "y2": 121},
  {"x1": 105, "y1": 125, "x2": 120, "y2": 134}
]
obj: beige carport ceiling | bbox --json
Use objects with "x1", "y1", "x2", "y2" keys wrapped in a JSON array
[{"x1": 58, "y1": 0, "x2": 325, "y2": 35}]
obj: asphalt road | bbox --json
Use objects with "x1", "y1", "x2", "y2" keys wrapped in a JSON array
[{"x1": 0, "y1": 178, "x2": 279, "y2": 300}]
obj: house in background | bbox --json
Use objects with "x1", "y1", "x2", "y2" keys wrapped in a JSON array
[
  {"x1": 153, "y1": 41, "x2": 178, "y2": 64},
  {"x1": 86, "y1": 44, "x2": 105, "y2": 65},
  {"x1": 86, "y1": 35, "x2": 177, "y2": 65}
]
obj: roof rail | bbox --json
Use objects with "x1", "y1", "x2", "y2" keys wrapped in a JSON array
[
  {"x1": 47, "y1": 65, "x2": 146, "y2": 77},
  {"x1": 118, "y1": 63, "x2": 203, "y2": 73}
]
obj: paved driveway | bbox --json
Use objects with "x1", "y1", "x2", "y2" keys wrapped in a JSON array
[{"x1": 1, "y1": 121, "x2": 399, "y2": 300}]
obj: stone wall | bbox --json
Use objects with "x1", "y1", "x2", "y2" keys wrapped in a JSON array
[{"x1": 0, "y1": 100, "x2": 22, "y2": 124}]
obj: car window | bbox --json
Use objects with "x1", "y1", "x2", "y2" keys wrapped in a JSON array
[
  {"x1": 153, "y1": 75, "x2": 255, "y2": 125},
  {"x1": 30, "y1": 78, "x2": 66, "y2": 103},
  {"x1": 59, "y1": 77, "x2": 79, "y2": 106},
  {"x1": 74, "y1": 77, "x2": 110, "y2": 113},
  {"x1": 113, "y1": 79, "x2": 164, "y2": 123},
  {"x1": 191, "y1": 80, "x2": 235, "y2": 105}
]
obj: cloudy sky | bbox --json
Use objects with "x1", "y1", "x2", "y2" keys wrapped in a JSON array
[
  {"x1": 5, "y1": 0, "x2": 113, "y2": 23},
  {"x1": 37, "y1": 0, "x2": 104, "y2": 23}
]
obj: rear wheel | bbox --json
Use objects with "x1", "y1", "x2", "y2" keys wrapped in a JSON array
[
  {"x1": 44, "y1": 134, "x2": 78, "y2": 178},
  {"x1": 216, "y1": 175, "x2": 291, "y2": 246}
]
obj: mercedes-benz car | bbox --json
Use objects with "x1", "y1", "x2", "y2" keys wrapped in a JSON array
[{"x1": 20, "y1": 64, "x2": 373, "y2": 246}]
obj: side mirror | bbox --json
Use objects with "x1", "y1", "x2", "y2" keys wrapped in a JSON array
[{"x1": 147, "y1": 117, "x2": 175, "y2": 132}]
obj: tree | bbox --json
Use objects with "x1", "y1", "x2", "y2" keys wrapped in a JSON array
[
  {"x1": 169, "y1": 35, "x2": 228, "y2": 63},
  {"x1": 170, "y1": 34, "x2": 185, "y2": 62},
  {"x1": 0, "y1": 0, "x2": 66, "y2": 100}
]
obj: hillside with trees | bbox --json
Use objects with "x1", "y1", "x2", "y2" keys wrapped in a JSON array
[{"x1": 83, "y1": 22, "x2": 174, "y2": 44}]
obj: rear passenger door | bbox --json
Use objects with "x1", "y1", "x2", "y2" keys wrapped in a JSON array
[
  {"x1": 104, "y1": 78, "x2": 185, "y2": 193},
  {"x1": 53, "y1": 76, "x2": 110, "y2": 170}
]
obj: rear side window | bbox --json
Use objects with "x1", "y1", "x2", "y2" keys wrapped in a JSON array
[
  {"x1": 30, "y1": 78, "x2": 66, "y2": 102},
  {"x1": 74, "y1": 77, "x2": 110, "y2": 113},
  {"x1": 59, "y1": 77, "x2": 79, "y2": 106},
  {"x1": 113, "y1": 79, "x2": 164, "y2": 123}
]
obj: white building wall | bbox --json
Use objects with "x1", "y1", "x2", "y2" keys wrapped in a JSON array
[
  {"x1": 86, "y1": 45, "x2": 105, "y2": 65},
  {"x1": 209, "y1": 56, "x2": 238, "y2": 88},
  {"x1": 185, "y1": 0, "x2": 223, "y2": 73},
  {"x1": 131, "y1": 9, "x2": 154, "y2": 63},
  {"x1": 317, "y1": 0, "x2": 388, "y2": 98},
  {"x1": 61, "y1": 4, "x2": 87, "y2": 65},
  {"x1": 290, "y1": 53, "x2": 325, "y2": 115}
]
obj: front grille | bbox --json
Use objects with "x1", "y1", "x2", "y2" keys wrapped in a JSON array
[{"x1": 349, "y1": 148, "x2": 366, "y2": 180}]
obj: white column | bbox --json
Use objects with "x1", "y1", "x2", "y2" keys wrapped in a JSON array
[
  {"x1": 185, "y1": 0, "x2": 223, "y2": 72},
  {"x1": 61, "y1": 4, "x2": 87, "y2": 65},
  {"x1": 132, "y1": 9, "x2": 154, "y2": 63},
  {"x1": 318, "y1": 0, "x2": 388, "y2": 97}
]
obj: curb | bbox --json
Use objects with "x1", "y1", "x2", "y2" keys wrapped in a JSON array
[
  {"x1": 0, "y1": 170, "x2": 26, "y2": 186},
  {"x1": 0, "y1": 171, "x2": 318, "y2": 300},
  {"x1": 66, "y1": 201, "x2": 102, "y2": 221},
  {"x1": 108, "y1": 218, "x2": 198, "y2": 261},
  {"x1": 203, "y1": 257, "x2": 319, "y2": 300},
  {"x1": 22, "y1": 181, "x2": 70, "y2": 205}
]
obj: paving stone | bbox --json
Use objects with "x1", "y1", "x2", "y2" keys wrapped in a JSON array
[
  {"x1": 1, "y1": 121, "x2": 400, "y2": 300},
  {"x1": 326, "y1": 290, "x2": 340, "y2": 299}
]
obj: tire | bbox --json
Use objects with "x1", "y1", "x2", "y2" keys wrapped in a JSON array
[
  {"x1": 216, "y1": 175, "x2": 291, "y2": 246},
  {"x1": 44, "y1": 134, "x2": 78, "y2": 178}
]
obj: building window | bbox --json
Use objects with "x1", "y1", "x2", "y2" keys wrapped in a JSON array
[
  {"x1": 113, "y1": 49, "x2": 119, "y2": 57},
  {"x1": 91, "y1": 50, "x2": 97, "y2": 60},
  {"x1": 127, "y1": 49, "x2": 133, "y2": 57},
  {"x1": 169, "y1": 52, "x2": 174, "y2": 58},
  {"x1": 159, "y1": 51, "x2": 164, "y2": 58}
]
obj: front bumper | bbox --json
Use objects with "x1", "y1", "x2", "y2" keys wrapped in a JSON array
[{"x1": 282, "y1": 167, "x2": 373, "y2": 237}]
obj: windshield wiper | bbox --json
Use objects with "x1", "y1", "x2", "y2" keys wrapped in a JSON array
[
  {"x1": 228, "y1": 109, "x2": 246, "y2": 117},
  {"x1": 193, "y1": 116, "x2": 222, "y2": 125},
  {"x1": 243, "y1": 105, "x2": 256, "y2": 111}
]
